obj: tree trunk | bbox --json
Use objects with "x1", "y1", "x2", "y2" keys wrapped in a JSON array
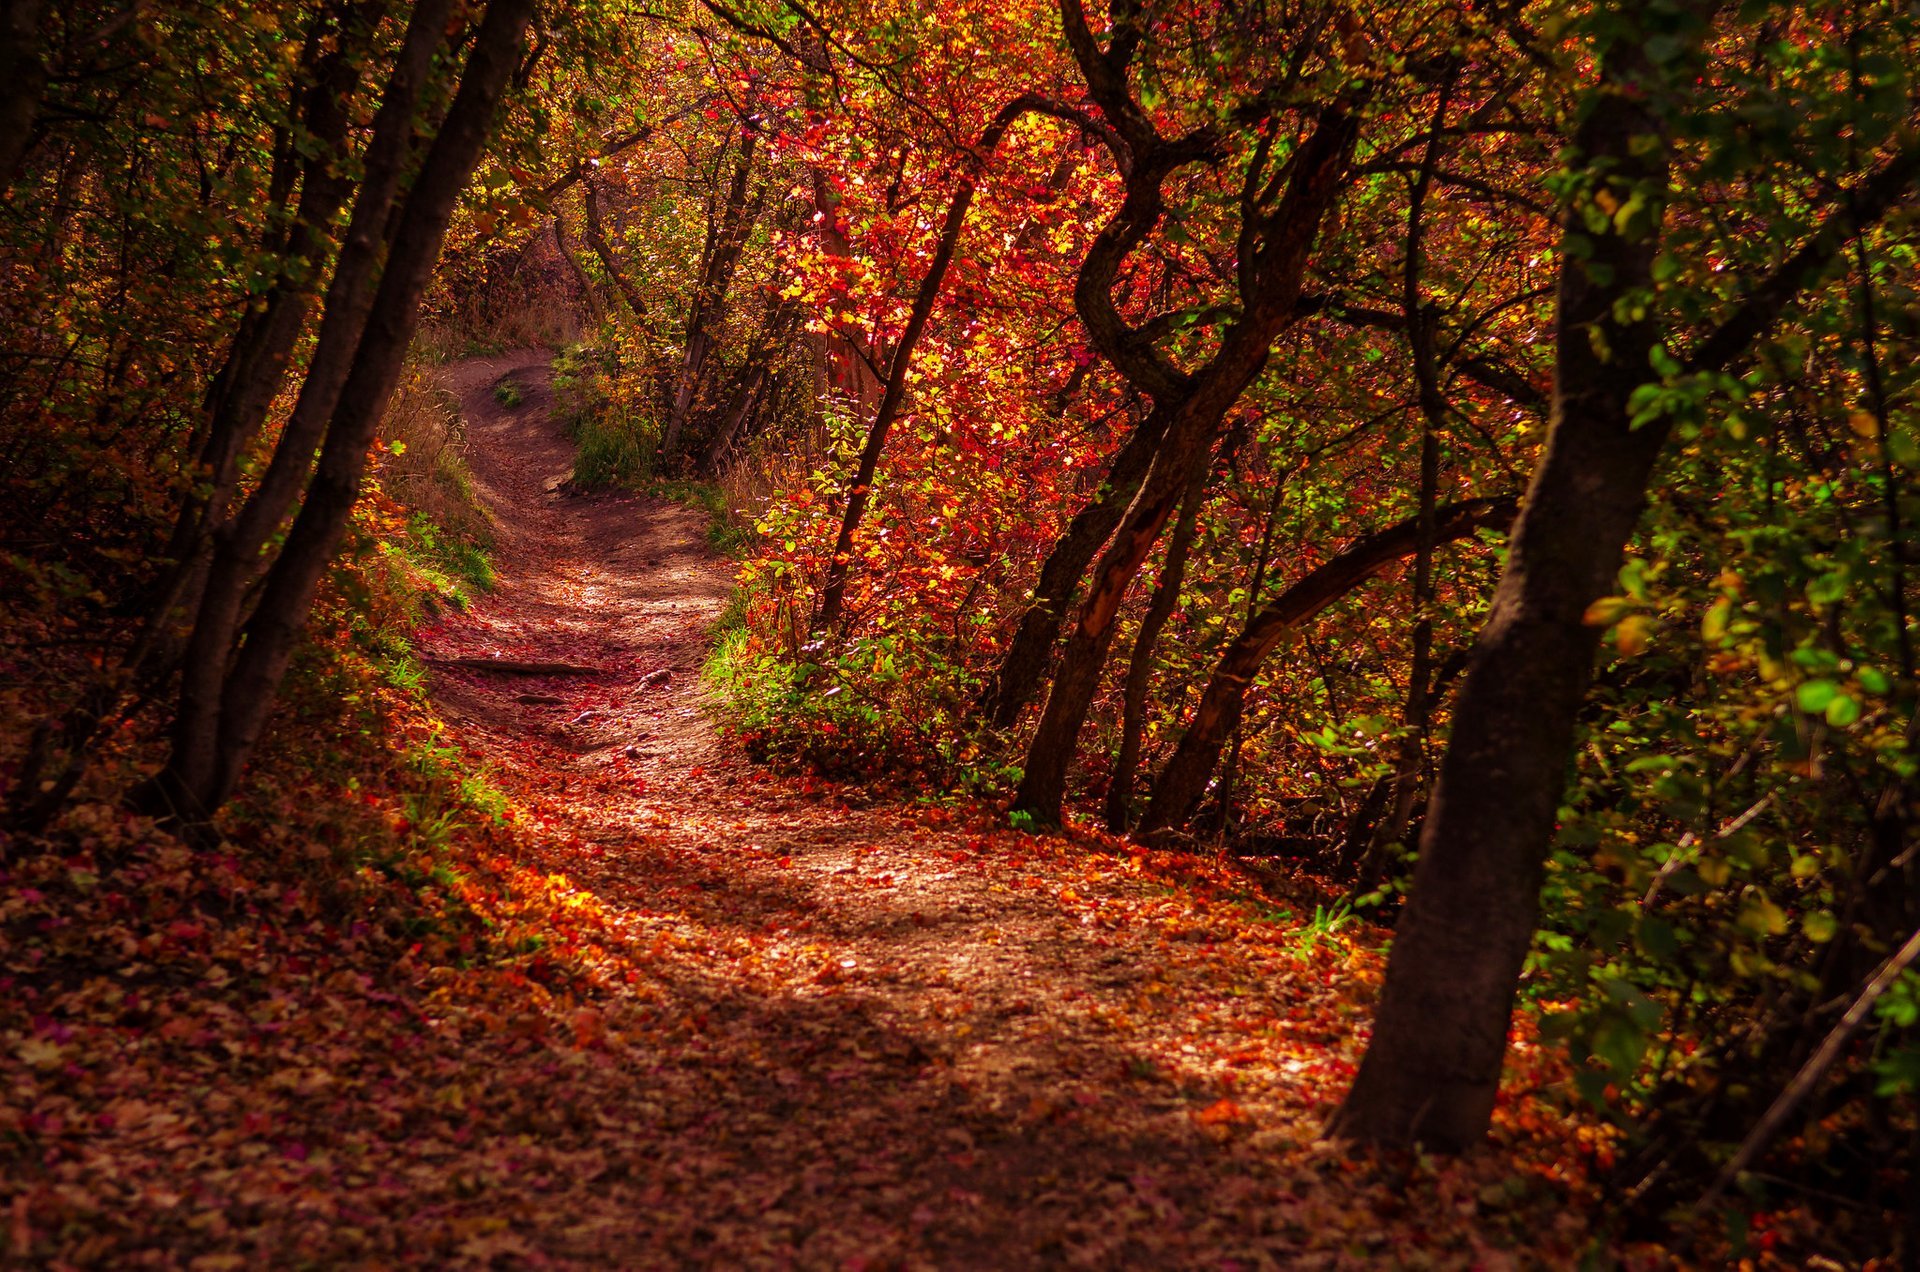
[
  {"x1": 1328, "y1": 22, "x2": 1674, "y2": 1150},
  {"x1": 814, "y1": 96, "x2": 1044, "y2": 633},
  {"x1": 703, "y1": 296, "x2": 798, "y2": 472},
  {"x1": 1105, "y1": 461, "x2": 1207, "y2": 831},
  {"x1": 582, "y1": 177, "x2": 651, "y2": 321},
  {"x1": 1361, "y1": 68, "x2": 1455, "y2": 879},
  {"x1": 1332, "y1": 121, "x2": 1920, "y2": 1149},
  {"x1": 144, "y1": 2, "x2": 387, "y2": 657},
  {"x1": 143, "y1": 0, "x2": 534, "y2": 820},
  {"x1": 1138, "y1": 498, "x2": 1515, "y2": 838},
  {"x1": 0, "y1": 0, "x2": 49, "y2": 196},
  {"x1": 553, "y1": 212, "x2": 604, "y2": 323},
  {"x1": 148, "y1": 0, "x2": 454, "y2": 818},
  {"x1": 664, "y1": 130, "x2": 759, "y2": 462},
  {"x1": 982, "y1": 401, "x2": 1171, "y2": 728},
  {"x1": 1009, "y1": 78, "x2": 1360, "y2": 824}
]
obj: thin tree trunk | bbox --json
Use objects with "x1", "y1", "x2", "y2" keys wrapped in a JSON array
[
  {"x1": 1361, "y1": 68, "x2": 1456, "y2": 880},
  {"x1": 553, "y1": 212, "x2": 603, "y2": 323},
  {"x1": 1699, "y1": 923, "x2": 1920, "y2": 1213},
  {"x1": 1105, "y1": 460, "x2": 1208, "y2": 831},
  {"x1": 813, "y1": 96, "x2": 1045, "y2": 633},
  {"x1": 582, "y1": 177, "x2": 651, "y2": 321},
  {"x1": 147, "y1": 0, "x2": 454, "y2": 818},
  {"x1": 703, "y1": 296, "x2": 798, "y2": 472},
  {"x1": 982, "y1": 403, "x2": 1172, "y2": 728},
  {"x1": 664, "y1": 131, "x2": 758, "y2": 462},
  {"x1": 0, "y1": 3, "x2": 383, "y2": 832},
  {"x1": 1202, "y1": 442, "x2": 1288, "y2": 838},
  {"x1": 145, "y1": 2, "x2": 386, "y2": 654},
  {"x1": 1138, "y1": 498, "x2": 1515, "y2": 838}
]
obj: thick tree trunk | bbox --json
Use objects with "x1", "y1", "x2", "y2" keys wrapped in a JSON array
[
  {"x1": 1138, "y1": 498, "x2": 1515, "y2": 838},
  {"x1": 1331, "y1": 125, "x2": 1920, "y2": 1149},
  {"x1": 144, "y1": 0, "x2": 534, "y2": 820},
  {"x1": 1328, "y1": 27, "x2": 1673, "y2": 1150},
  {"x1": 0, "y1": 0, "x2": 49, "y2": 196}
]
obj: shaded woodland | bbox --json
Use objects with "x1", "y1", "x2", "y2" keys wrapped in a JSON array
[{"x1": 3, "y1": 0, "x2": 1920, "y2": 1263}]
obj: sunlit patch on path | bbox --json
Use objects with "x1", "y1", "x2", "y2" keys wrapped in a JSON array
[{"x1": 384, "y1": 354, "x2": 1608, "y2": 1266}]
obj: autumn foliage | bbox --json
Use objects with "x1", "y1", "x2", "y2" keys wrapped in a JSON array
[{"x1": 3, "y1": 0, "x2": 1920, "y2": 1263}]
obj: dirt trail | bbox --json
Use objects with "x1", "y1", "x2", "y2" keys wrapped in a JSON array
[
  {"x1": 406, "y1": 354, "x2": 1416, "y2": 1268},
  {"x1": 424, "y1": 352, "x2": 731, "y2": 786}
]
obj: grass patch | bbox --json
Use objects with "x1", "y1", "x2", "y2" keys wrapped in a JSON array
[
  {"x1": 648, "y1": 477, "x2": 751, "y2": 556},
  {"x1": 572, "y1": 404, "x2": 655, "y2": 487}
]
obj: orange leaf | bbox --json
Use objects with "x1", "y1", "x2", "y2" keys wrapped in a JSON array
[{"x1": 1192, "y1": 1098, "x2": 1247, "y2": 1126}]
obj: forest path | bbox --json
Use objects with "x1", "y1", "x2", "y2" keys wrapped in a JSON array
[{"x1": 400, "y1": 354, "x2": 1493, "y2": 1267}]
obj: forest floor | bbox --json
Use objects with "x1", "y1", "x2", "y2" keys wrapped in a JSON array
[
  {"x1": 1, "y1": 355, "x2": 1764, "y2": 1268},
  {"x1": 389, "y1": 352, "x2": 1619, "y2": 1268}
]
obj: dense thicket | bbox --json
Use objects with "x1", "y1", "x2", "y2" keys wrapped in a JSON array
[{"x1": 3, "y1": 0, "x2": 1918, "y2": 1252}]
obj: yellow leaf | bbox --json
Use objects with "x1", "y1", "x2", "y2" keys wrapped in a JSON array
[
  {"x1": 1615, "y1": 614, "x2": 1655, "y2": 657},
  {"x1": 1583, "y1": 596, "x2": 1633, "y2": 627}
]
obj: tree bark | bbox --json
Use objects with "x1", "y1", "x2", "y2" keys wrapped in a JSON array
[
  {"x1": 1328, "y1": 14, "x2": 1678, "y2": 1149},
  {"x1": 1138, "y1": 497, "x2": 1515, "y2": 838}
]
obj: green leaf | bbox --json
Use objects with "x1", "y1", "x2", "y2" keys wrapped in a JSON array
[
  {"x1": 1590, "y1": 1013, "x2": 1650, "y2": 1078},
  {"x1": 1795, "y1": 679, "x2": 1839, "y2": 713},
  {"x1": 1824, "y1": 694, "x2": 1861, "y2": 727},
  {"x1": 1636, "y1": 915, "x2": 1679, "y2": 960}
]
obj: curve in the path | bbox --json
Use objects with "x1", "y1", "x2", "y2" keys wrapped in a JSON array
[
  {"x1": 421, "y1": 351, "x2": 732, "y2": 796},
  {"x1": 405, "y1": 353, "x2": 1407, "y2": 1269}
]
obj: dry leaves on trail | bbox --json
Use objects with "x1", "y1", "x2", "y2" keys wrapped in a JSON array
[{"x1": 0, "y1": 356, "x2": 1809, "y2": 1268}]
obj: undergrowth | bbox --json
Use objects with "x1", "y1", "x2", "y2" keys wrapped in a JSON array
[
  {"x1": 702, "y1": 620, "x2": 1019, "y2": 794},
  {"x1": 552, "y1": 345, "x2": 753, "y2": 555}
]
